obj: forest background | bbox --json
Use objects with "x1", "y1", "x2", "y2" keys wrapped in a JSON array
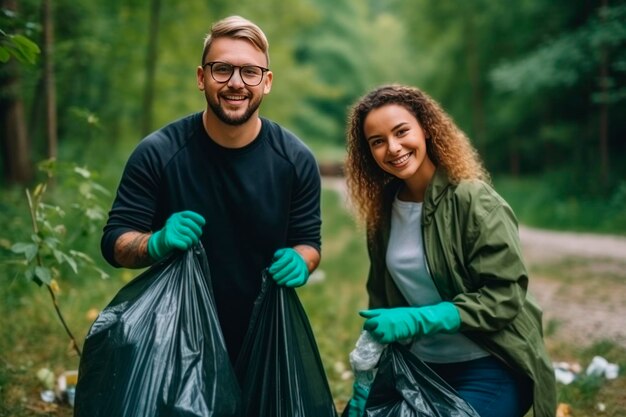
[{"x1": 1, "y1": 0, "x2": 626, "y2": 416}]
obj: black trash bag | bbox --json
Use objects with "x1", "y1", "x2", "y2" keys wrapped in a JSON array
[
  {"x1": 74, "y1": 245, "x2": 241, "y2": 417},
  {"x1": 342, "y1": 343, "x2": 480, "y2": 417},
  {"x1": 234, "y1": 272, "x2": 338, "y2": 417}
]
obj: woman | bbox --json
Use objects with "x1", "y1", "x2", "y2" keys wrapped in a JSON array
[{"x1": 344, "y1": 85, "x2": 556, "y2": 417}]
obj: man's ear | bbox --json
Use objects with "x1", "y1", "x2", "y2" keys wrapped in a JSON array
[
  {"x1": 196, "y1": 66, "x2": 205, "y2": 91},
  {"x1": 262, "y1": 70, "x2": 273, "y2": 95}
]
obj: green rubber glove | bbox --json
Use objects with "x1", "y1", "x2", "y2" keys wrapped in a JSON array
[
  {"x1": 268, "y1": 248, "x2": 309, "y2": 287},
  {"x1": 147, "y1": 211, "x2": 205, "y2": 260},
  {"x1": 347, "y1": 382, "x2": 369, "y2": 417},
  {"x1": 359, "y1": 302, "x2": 461, "y2": 344}
]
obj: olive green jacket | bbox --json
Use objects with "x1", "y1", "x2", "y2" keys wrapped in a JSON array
[{"x1": 366, "y1": 169, "x2": 556, "y2": 417}]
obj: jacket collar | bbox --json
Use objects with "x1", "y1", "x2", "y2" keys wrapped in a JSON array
[{"x1": 422, "y1": 167, "x2": 451, "y2": 225}]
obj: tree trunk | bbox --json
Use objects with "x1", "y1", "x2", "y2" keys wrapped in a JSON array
[
  {"x1": 509, "y1": 142, "x2": 520, "y2": 177},
  {"x1": 598, "y1": 0, "x2": 610, "y2": 187},
  {"x1": 0, "y1": 73, "x2": 33, "y2": 184},
  {"x1": 463, "y1": 6, "x2": 486, "y2": 144},
  {"x1": 0, "y1": 0, "x2": 33, "y2": 184},
  {"x1": 42, "y1": 0, "x2": 58, "y2": 159},
  {"x1": 141, "y1": 0, "x2": 162, "y2": 137}
]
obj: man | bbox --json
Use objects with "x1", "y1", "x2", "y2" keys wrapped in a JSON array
[{"x1": 101, "y1": 15, "x2": 322, "y2": 364}]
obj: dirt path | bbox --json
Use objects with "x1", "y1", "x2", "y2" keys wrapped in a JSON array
[
  {"x1": 520, "y1": 226, "x2": 626, "y2": 350},
  {"x1": 322, "y1": 177, "x2": 626, "y2": 349},
  {"x1": 519, "y1": 226, "x2": 626, "y2": 262}
]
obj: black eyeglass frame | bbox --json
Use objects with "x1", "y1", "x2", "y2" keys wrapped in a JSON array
[{"x1": 202, "y1": 61, "x2": 270, "y2": 86}]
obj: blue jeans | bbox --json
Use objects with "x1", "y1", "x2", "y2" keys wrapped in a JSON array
[{"x1": 426, "y1": 356, "x2": 533, "y2": 417}]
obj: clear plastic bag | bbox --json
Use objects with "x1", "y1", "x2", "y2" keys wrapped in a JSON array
[
  {"x1": 74, "y1": 245, "x2": 241, "y2": 417},
  {"x1": 350, "y1": 331, "x2": 386, "y2": 394},
  {"x1": 234, "y1": 271, "x2": 338, "y2": 417}
]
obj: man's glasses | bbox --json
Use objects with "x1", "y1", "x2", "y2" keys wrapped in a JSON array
[{"x1": 203, "y1": 61, "x2": 269, "y2": 86}]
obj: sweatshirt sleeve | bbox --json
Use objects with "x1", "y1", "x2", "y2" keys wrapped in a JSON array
[
  {"x1": 286, "y1": 142, "x2": 322, "y2": 253},
  {"x1": 101, "y1": 138, "x2": 164, "y2": 267}
]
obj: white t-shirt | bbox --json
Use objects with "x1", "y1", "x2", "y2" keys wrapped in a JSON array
[{"x1": 387, "y1": 196, "x2": 489, "y2": 363}]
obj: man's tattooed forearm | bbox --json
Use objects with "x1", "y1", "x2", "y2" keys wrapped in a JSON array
[{"x1": 114, "y1": 232, "x2": 152, "y2": 268}]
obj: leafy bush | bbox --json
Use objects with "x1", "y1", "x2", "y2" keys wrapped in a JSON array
[
  {"x1": 4, "y1": 159, "x2": 111, "y2": 357},
  {"x1": 494, "y1": 174, "x2": 626, "y2": 235}
]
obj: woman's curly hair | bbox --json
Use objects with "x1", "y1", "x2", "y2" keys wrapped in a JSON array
[{"x1": 345, "y1": 84, "x2": 490, "y2": 232}]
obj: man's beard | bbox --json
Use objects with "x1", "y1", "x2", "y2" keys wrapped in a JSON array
[{"x1": 207, "y1": 93, "x2": 262, "y2": 126}]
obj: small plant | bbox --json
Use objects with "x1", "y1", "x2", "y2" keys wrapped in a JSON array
[{"x1": 9, "y1": 158, "x2": 110, "y2": 357}]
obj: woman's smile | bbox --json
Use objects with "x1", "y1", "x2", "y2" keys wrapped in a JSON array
[{"x1": 388, "y1": 152, "x2": 413, "y2": 167}]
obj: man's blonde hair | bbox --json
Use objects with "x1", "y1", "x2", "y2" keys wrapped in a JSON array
[{"x1": 201, "y1": 15, "x2": 269, "y2": 66}]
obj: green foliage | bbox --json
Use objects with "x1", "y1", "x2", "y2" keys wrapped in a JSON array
[
  {"x1": 9, "y1": 159, "x2": 110, "y2": 287},
  {"x1": 608, "y1": 181, "x2": 626, "y2": 228},
  {"x1": 0, "y1": 7, "x2": 41, "y2": 65},
  {"x1": 1, "y1": 0, "x2": 625, "y2": 281},
  {"x1": 3, "y1": 159, "x2": 112, "y2": 359},
  {"x1": 0, "y1": 30, "x2": 40, "y2": 65},
  {"x1": 290, "y1": 0, "x2": 415, "y2": 145},
  {"x1": 491, "y1": 4, "x2": 626, "y2": 96},
  {"x1": 5, "y1": 0, "x2": 626, "y2": 204},
  {"x1": 494, "y1": 174, "x2": 626, "y2": 235},
  {"x1": 483, "y1": 3, "x2": 626, "y2": 187}
]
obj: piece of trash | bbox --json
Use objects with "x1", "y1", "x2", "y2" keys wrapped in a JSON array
[
  {"x1": 350, "y1": 331, "x2": 385, "y2": 371},
  {"x1": 556, "y1": 403, "x2": 572, "y2": 417},
  {"x1": 554, "y1": 367, "x2": 576, "y2": 385},
  {"x1": 349, "y1": 331, "x2": 385, "y2": 394},
  {"x1": 554, "y1": 356, "x2": 619, "y2": 384},
  {"x1": 57, "y1": 370, "x2": 78, "y2": 406},
  {"x1": 57, "y1": 370, "x2": 78, "y2": 391},
  {"x1": 586, "y1": 356, "x2": 620, "y2": 380},
  {"x1": 605, "y1": 364, "x2": 619, "y2": 379},
  {"x1": 596, "y1": 402, "x2": 606, "y2": 412},
  {"x1": 36, "y1": 368, "x2": 55, "y2": 390},
  {"x1": 552, "y1": 361, "x2": 581, "y2": 385},
  {"x1": 40, "y1": 390, "x2": 56, "y2": 403},
  {"x1": 66, "y1": 387, "x2": 76, "y2": 407}
]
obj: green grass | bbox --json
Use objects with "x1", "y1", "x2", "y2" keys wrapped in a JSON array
[
  {"x1": 549, "y1": 340, "x2": 626, "y2": 416},
  {"x1": 1, "y1": 186, "x2": 625, "y2": 416},
  {"x1": 298, "y1": 189, "x2": 369, "y2": 409},
  {"x1": 493, "y1": 175, "x2": 626, "y2": 236}
]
